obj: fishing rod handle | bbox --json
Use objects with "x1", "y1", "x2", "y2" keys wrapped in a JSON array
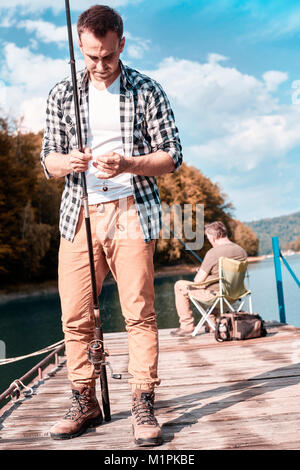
[{"x1": 100, "y1": 365, "x2": 111, "y2": 421}]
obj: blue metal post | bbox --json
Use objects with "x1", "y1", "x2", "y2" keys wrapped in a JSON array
[
  {"x1": 280, "y1": 254, "x2": 300, "y2": 288},
  {"x1": 272, "y1": 237, "x2": 287, "y2": 324}
]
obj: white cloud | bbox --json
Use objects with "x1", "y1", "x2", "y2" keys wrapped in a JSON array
[
  {"x1": 17, "y1": 19, "x2": 80, "y2": 49},
  {"x1": 19, "y1": 96, "x2": 48, "y2": 133},
  {"x1": 0, "y1": 9, "x2": 15, "y2": 27},
  {"x1": 143, "y1": 55, "x2": 278, "y2": 133},
  {"x1": 188, "y1": 110, "x2": 300, "y2": 171},
  {"x1": 126, "y1": 44, "x2": 145, "y2": 58},
  {"x1": 2, "y1": 43, "x2": 68, "y2": 91},
  {"x1": 263, "y1": 70, "x2": 288, "y2": 92},
  {"x1": 0, "y1": 42, "x2": 84, "y2": 132},
  {"x1": 124, "y1": 31, "x2": 150, "y2": 60},
  {"x1": 18, "y1": 20, "x2": 69, "y2": 44},
  {"x1": 0, "y1": 79, "x2": 8, "y2": 107},
  {"x1": 142, "y1": 56, "x2": 299, "y2": 172},
  {"x1": 207, "y1": 52, "x2": 228, "y2": 64}
]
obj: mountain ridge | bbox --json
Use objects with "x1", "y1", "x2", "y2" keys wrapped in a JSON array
[{"x1": 245, "y1": 211, "x2": 300, "y2": 255}]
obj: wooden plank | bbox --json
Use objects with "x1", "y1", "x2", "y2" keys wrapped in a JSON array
[{"x1": 1, "y1": 325, "x2": 300, "y2": 450}]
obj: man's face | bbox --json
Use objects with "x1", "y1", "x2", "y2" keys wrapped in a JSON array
[{"x1": 79, "y1": 29, "x2": 125, "y2": 86}]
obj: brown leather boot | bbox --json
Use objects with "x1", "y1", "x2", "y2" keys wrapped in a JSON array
[
  {"x1": 131, "y1": 389, "x2": 163, "y2": 447},
  {"x1": 50, "y1": 385, "x2": 103, "y2": 440}
]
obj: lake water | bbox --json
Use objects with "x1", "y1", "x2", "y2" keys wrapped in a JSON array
[{"x1": 0, "y1": 254, "x2": 299, "y2": 397}]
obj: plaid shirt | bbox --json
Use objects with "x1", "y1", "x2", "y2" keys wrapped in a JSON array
[{"x1": 41, "y1": 61, "x2": 182, "y2": 242}]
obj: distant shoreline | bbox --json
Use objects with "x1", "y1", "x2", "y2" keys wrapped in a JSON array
[{"x1": 0, "y1": 253, "x2": 298, "y2": 304}]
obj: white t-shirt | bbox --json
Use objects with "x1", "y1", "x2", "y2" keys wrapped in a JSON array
[{"x1": 85, "y1": 75, "x2": 133, "y2": 204}]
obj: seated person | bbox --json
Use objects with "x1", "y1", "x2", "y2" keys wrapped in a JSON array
[{"x1": 171, "y1": 221, "x2": 247, "y2": 336}]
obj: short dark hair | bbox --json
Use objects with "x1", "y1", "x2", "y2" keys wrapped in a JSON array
[
  {"x1": 77, "y1": 5, "x2": 123, "y2": 41},
  {"x1": 204, "y1": 221, "x2": 227, "y2": 239}
]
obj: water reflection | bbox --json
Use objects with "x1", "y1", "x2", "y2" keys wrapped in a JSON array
[{"x1": 98, "y1": 273, "x2": 195, "y2": 333}]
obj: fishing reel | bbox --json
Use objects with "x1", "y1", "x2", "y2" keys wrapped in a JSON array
[{"x1": 88, "y1": 339, "x2": 122, "y2": 380}]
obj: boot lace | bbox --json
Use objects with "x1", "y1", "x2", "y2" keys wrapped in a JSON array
[
  {"x1": 132, "y1": 392, "x2": 158, "y2": 426},
  {"x1": 64, "y1": 390, "x2": 89, "y2": 421}
]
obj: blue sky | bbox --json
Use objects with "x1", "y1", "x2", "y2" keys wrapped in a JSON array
[{"x1": 0, "y1": 0, "x2": 300, "y2": 223}]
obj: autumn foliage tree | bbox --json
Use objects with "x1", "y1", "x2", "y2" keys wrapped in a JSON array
[
  {"x1": 0, "y1": 118, "x2": 62, "y2": 284},
  {"x1": 284, "y1": 236, "x2": 300, "y2": 252},
  {"x1": 0, "y1": 118, "x2": 28, "y2": 281},
  {"x1": 229, "y1": 219, "x2": 259, "y2": 256}
]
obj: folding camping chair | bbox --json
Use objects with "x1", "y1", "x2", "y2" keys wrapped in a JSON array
[{"x1": 188, "y1": 257, "x2": 253, "y2": 337}]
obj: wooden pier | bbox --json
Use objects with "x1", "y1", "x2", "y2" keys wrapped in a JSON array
[{"x1": 1, "y1": 323, "x2": 300, "y2": 450}]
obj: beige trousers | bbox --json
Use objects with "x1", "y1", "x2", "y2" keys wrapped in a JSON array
[
  {"x1": 174, "y1": 280, "x2": 217, "y2": 331},
  {"x1": 58, "y1": 196, "x2": 160, "y2": 391}
]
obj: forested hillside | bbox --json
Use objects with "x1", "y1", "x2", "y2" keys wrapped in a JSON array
[
  {"x1": 246, "y1": 212, "x2": 300, "y2": 254},
  {"x1": 0, "y1": 118, "x2": 259, "y2": 286}
]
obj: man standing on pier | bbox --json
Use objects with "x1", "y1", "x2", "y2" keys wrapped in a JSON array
[{"x1": 41, "y1": 5, "x2": 182, "y2": 445}]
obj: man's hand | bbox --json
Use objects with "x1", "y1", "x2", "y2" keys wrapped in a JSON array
[
  {"x1": 92, "y1": 150, "x2": 175, "y2": 179},
  {"x1": 69, "y1": 147, "x2": 92, "y2": 173},
  {"x1": 194, "y1": 268, "x2": 208, "y2": 283},
  {"x1": 93, "y1": 152, "x2": 128, "y2": 179}
]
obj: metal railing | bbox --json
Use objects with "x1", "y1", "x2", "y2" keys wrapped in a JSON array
[
  {"x1": 0, "y1": 342, "x2": 65, "y2": 406},
  {"x1": 272, "y1": 236, "x2": 300, "y2": 324}
]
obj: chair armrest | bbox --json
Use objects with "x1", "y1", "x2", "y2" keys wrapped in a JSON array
[{"x1": 187, "y1": 277, "x2": 221, "y2": 289}]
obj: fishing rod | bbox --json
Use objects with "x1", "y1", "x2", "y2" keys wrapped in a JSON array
[
  {"x1": 172, "y1": 230, "x2": 203, "y2": 263},
  {"x1": 164, "y1": 225, "x2": 203, "y2": 264},
  {"x1": 64, "y1": 0, "x2": 120, "y2": 422}
]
